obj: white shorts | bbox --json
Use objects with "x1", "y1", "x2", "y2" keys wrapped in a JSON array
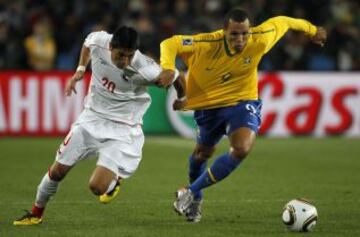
[{"x1": 56, "y1": 110, "x2": 144, "y2": 178}]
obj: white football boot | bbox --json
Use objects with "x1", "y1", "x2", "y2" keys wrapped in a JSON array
[
  {"x1": 185, "y1": 199, "x2": 203, "y2": 223},
  {"x1": 173, "y1": 187, "x2": 194, "y2": 215}
]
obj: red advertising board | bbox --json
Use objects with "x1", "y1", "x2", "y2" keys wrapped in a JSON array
[
  {"x1": 0, "y1": 71, "x2": 359, "y2": 137},
  {"x1": 0, "y1": 71, "x2": 90, "y2": 136},
  {"x1": 258, "y1": 72, "x2": 359, "y2": 136},
  {"x1": 166, "y1": 72, "x2": 360, "y2": 138}
]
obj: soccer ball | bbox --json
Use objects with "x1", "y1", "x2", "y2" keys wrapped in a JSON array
[{"x1": 282, "y1": 198, "x2": 318, "y2": 232}]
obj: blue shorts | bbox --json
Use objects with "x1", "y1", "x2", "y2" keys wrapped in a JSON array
[{"x1": 194, "y1": 100, "x2": 262, "y2": 147}]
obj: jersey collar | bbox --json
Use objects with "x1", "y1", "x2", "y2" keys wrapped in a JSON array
[{"x1": 223, "y1": 35, "x2": 252, "y2": 57}]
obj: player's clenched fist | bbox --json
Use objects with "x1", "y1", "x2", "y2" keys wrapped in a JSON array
[
  {"x1": 173, "y1": 97, "x2": 187, "y2": 111},
  {"x1": 311, "y1": 26, "x2": 327, "y2": 47},
  {"x1": 155, "y1": 69, "x2": 175, "y2": 88}
]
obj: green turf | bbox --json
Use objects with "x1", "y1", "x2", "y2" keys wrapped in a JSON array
[{"x1": 0, "y1": 137, "x2": 359, "y2": 236}]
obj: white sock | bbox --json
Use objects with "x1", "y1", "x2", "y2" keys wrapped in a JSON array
[
  {"x1": 105, "y1": 179, "x2": 117, "y2": 194},
  {"x1": 34, "y1": 173, "x2": 59, "y2": 208}
]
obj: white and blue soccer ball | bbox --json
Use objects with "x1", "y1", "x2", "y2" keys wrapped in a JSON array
[{"x1": 282, "y1": 198, "x2": 318, "y2": 232}]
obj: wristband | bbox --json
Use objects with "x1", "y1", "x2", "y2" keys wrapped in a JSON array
[
  {"x1": 76, "y1": 65, "x2": 86, "y2": 72},
  {"x1": 177, "y1": 96, "x2": 186, "y2": 102}
]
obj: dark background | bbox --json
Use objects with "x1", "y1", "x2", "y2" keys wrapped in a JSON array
[{"x1": 0, "y1": 0, "x2": 359, "y2": 71}]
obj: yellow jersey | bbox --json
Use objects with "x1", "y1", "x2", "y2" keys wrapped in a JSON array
[{"x1": 160, "y1": 16, "x2": 317, "y2": 110}]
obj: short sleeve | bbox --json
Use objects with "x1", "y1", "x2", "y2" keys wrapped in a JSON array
[
  {"x1": 138, "y1": 61, "x2": 179, "y2": 84},
  {"x1": 83, "y1": 31, "x2": 110, "y2": 48},
  {"x1": 138, "y1": 62, "x2": 162, "y2": 82}
]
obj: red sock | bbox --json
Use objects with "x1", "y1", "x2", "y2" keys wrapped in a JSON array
[{"x1": 31, "y1": 205, "x2": 44, "y2": 218}]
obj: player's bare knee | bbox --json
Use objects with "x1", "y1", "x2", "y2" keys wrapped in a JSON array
[
  {"x1": 194, "y1": 151, "x2": 212, "y2": 161},
  {"x1": 49, "y1": 168, "x2": 66, "y2": 182},
  {"x1": 49, "y1": 162, "x2": 72, "y2": 181},
  {"x1": 89, "y1": 179, "x2": 107, "y2": 196},
  {"x1": 231, "y1": 144, "x2": 252, "y2": 160},
  {"x1": 88, "y1": 181, "x2": 106, "y2": 196},
  {"x1": 194, "y1": 147, "x2": 215, "y2": 162}
]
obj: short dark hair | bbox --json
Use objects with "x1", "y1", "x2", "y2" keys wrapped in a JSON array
[
  {"x1": 224, "y1": 8, "x2": 249, "y2": 28},
  {"x1": 110, "y1": 26, "x2": 139, "y2": 50}
]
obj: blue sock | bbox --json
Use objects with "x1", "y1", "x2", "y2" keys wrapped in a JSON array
[
  {"x1": 188, "y1": 155, "x2": 207, "y2": 200},
  {"x1": 189, "y1": 153, "x2": 241, "y2": 194}
]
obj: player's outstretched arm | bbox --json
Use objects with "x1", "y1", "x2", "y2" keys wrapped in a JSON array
[
  {"x1": 261, "y1": 16, "x2": 325, "y2": 53},
  {"x1": 65, "y1": 45, "x2": 90, "y2": 96},
  {"x1": 310, "y1": 26, "x2": 327, "y2": 47}
]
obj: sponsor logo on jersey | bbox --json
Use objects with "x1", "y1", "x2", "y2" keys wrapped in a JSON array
[
  {"x1": 124, "y1": 68, "x2": 136, "y2": 77},
  {"x1": 220, "y1": 72, "x2": 232, "y2": 83},
  {"x1": 122, "y1": 68, "x2": 137, "y2": 81},
  {"x1": 99, "y1": 58, "x2": 109, "y2": 66}
]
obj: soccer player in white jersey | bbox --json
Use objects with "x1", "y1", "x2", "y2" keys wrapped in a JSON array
[{"x1": 13, "y1": 26, "x2": 182, "y2": 226}]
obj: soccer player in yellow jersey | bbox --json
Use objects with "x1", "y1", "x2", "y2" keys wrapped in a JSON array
[{"x1": 158, "y1": 8, "x2": 327, "y2": 222}]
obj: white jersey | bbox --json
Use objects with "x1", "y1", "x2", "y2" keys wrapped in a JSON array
[{"x1": 83, "y1": 31, "x2": 162, "y2": 125}]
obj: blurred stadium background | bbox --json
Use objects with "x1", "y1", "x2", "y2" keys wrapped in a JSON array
[
  {"x1": 0, "y1": 0, "x2": 359, "y2": 71},
  {"x1": 0, "y1": 0, "x2": 359, "y2": 236}
]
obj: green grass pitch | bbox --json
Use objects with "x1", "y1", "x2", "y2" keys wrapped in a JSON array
[{"x1": 0, "y1": 137, "x2": 359, "y2": 236}]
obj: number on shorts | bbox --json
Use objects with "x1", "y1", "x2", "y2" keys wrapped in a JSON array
[{"x1": 245, "y1": 104, "x2": 257, "y2": 114}]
